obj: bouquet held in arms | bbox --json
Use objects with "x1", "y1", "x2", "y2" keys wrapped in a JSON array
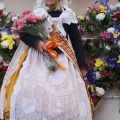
[{"x1": 12, "y1": 10, "x2": 65, "y2": 71}]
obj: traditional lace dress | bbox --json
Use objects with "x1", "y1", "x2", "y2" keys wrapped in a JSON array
[{"x1": 0, "y1": 5, "x2": 92, "y2": 120}]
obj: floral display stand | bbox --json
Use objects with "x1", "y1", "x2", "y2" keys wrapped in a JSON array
[{"x1": 77, "y1": 0, "x2": 120, "y2": 111}]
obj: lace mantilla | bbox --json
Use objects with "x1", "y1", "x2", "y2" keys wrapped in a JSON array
[{"x1": 60, "y1": 5, "x2": 78, "y2": 25}]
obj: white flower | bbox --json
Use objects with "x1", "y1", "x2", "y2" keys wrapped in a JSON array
[
  {"x1": 12, "y1": 16, "x2": 18, "y2": 21},
  {"x1": 3, "y1": 11, "x2": 8, "y2": 16},
  {"x1": 0, "y1": 55, "x2": 3, "y2": 63},
  {"x1": 110, "y1": 5, "x2": 116, "y2": 10},
  {"x1": 3, "y1": 62, "x2": 9, "y2": 66},
  {"x1": 114, "y1": 3, "x2": 120, "y2": 9},
  {"x1": 95, "y1": 71, "x2": 101, "y2": 79},
  {"x1": 0, "y1": 3, "x2": 5, "y2": 10},
  {"x1": 96, "y1": 13, "x2": 105, "y2": 21},
  {"x1": 96, "y1": 87, "x2": 105, "y2": 97},
  {"x1": 89, "y1": 42, "x2": 94, "y2": 46},
  {"x1": 1, "y1": 31, "x2": 7, "y2": 36},
  {"x1": 107, "y1": 27, "x2": 115, "y2": 33},
  {"x1": 1, "y1": 40, "x2": 9, "y2": 48},
  {"x1": 118, "y1": 55, "x2": 120, "y2": 59},
  {"x1": 105, "y1": 45, "x2": 111, "y2": 51}
]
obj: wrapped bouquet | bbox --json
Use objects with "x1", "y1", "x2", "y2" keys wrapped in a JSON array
[{"x1": 12, "y1": 10, "x2": 66, "y2": 71}]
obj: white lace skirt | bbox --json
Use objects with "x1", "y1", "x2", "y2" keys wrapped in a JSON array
[{"x1": 10, "y1": 48, "x2": 92, "y2": 120}]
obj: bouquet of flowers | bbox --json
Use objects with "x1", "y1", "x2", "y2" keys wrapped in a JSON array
[
  {"x1": 12, "y1": 10, "x2": 46, "y2": 37},
  {"x1": 12, "y1": 10, "x2": 64, "y2": 71}
]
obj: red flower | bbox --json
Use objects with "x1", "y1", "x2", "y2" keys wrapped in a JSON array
[
  {"x1": 92, "y1": 97, "x2": 99, "y2": 104},
  {"x1": 115, "y1": 12, "x2": 120, "y2": 20},
  {"x1": 102, "y1": 70, "x2": 108, "y2": 77},
  {"x1": 108, "y1": 71, "x2": 115, "y2": 78},
  {"x1": 94, "y1": 36, "x2": 100, "y2": 43},
  {"x1": 0, "y1": 10, "x2": 3, "y2": 16},
  {"x1": 85, "y1": 20, "x2": 92, "y2": 25},
  {"x1": 2, "y1": 66, "x2": 8, "y2": 71}
]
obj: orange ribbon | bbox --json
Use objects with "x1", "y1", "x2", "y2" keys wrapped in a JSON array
[{"x1": 45, "y1": 37, "x2": 66, "y2": 71}]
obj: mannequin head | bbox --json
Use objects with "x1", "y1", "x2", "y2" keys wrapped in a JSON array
[{"x1": 45, "y1": 0, "x2": 60, "y2": 8}]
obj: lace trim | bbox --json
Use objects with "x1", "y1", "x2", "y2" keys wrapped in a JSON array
[
  {"x1": 10, "y1": 83, "x2": 92, "y2": 120},
  {"x1": 0, "y1": 42, "x2": 28, "y2": 119}
]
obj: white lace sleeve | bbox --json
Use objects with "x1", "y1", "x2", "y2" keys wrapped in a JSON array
[{"x1": 60, "y1": 5, "x2": 78, "y2": 25}]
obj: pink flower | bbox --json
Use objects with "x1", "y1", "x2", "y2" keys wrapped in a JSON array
[
  {"x1": 100, "y1": 31, "x2": 110, "y2": 40},
  {"x1": 12, "y1": 11, "x2": 44, "y2": 32},
  {"x1": 91, "y1": 4, "x2": 101, "y2": 12},
  {"x1": 22, "y1": 10, "x2": 32, "y2": 16},
  {"x1": 9, "y1": 12, "x2": 16, "y2": 18},
  {"x1": 85, "y1": 8, "x2": 91, "y2": 15}
]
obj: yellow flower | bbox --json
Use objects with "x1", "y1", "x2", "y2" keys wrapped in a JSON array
[
  {"x1": 95, "y1": 62, "x2": 101, "y2": 68},
  {"x1": 117, "y1": 59, "x2": 120, "y2": 64},
  {"x1": 9, "y1": 45, "x2": 13, "y2": 50},
  {"x1": 88, "y1": 84, "x2": 94, "y2": 92},
  {"x1": 113, "y1": 32, "x2": 120, "y2": 38},
  {"x1": 1, "y1": 35, "x2": 15, "y2": 49},
  {"x1": 95, "y1": 58, "x2": 104, "y2": 65},
  {"x1": 113, "y1": 33, "x2": 118, "y2": 38},
  {"x1": 100, "y1": 5, "x2": 106, "y2": 13},
  {"x1": 10, "y1": 41, "x2": 15, "y2": 45},
  {"x1": 99, "y1": 66, "x2": 103, "y2": 71},
  {"x1": 1, "y1": 35, "x2": 13, "y2": 41},
  {"x1": 78, "y1": 15, "x2": 85, "y2": 20},
  {"x1": 94, "y1": 58, "x2": 106, "y2": 70}
]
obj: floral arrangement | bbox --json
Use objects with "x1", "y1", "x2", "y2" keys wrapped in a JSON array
[
  {"x1": 0, "y1": 3, "x2": 19, "y2": 29},
  {"x1": 12, "y1": 10, "x2": 46, "y2": 37},
  {"x1": 78, "y1": 0, "x2": 120, "y2": 109},
  {"x1": 0, "y1": 29, "x2": 20, "y2": 87},
  {"x1": 0, "y1": 3, "x2": 20, "y2": 87},
  {"x1": 12, "y1": 10, "x2": 65, "y2": 72}
]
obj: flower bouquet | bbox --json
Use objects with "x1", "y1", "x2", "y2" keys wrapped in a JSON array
[{"x1": 12, "y1": 10, "x2": 65, "y2": 71}]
